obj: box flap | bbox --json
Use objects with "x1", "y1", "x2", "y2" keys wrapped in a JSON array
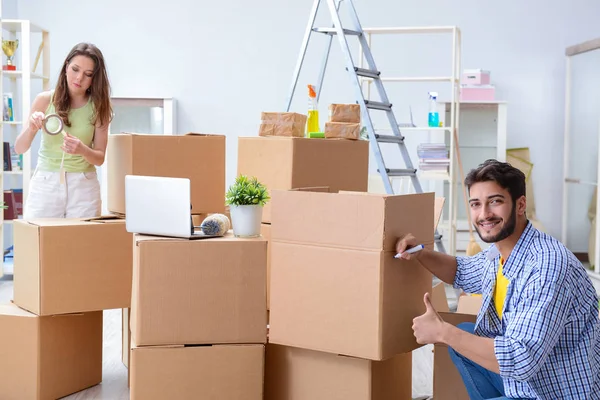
[
  {"x1": 184, "y1": 132, "x2": 226, "y2": 137},
  {"x1": 0, "y1": 302, "x2": 36, "y2": 318},
  {"x1": 434, "y1": 197, "x2": 445, "y2": 230},
  {"x1": 271, "y1": 190, "x2": 434, "y2": 251},
  {"x1": 456, "y1": 295, "x2": 482, "y2": 315},
  {"x1": 83, "y1": 215, "x2": 125, "y2": 224}
]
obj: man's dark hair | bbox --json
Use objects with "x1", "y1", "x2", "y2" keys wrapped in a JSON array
[{"x1": 464, "y1": 159, "x2": 526, "y2": 203}]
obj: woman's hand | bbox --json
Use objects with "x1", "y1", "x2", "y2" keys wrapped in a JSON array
[
  {"x1": 29, "y1": 111, "x2": 45, "y2": 132},
  {"x1": 61, "y1": 132, "x2": 87, "y2": 155}
]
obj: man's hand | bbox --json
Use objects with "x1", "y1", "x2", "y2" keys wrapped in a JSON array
[
  {"x1": 396, "y1": 233, "x2": 421, "y2": 260},
  {"x1": 412, "y1": 292, "x2": 445, "y2": 345}
]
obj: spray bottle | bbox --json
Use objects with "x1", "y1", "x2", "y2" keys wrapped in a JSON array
[
  {"x1": 428, "y1": 91, "x2": 439, "y2": 127},
  {"x1": 307, "y1": 84, "x2": 320, "y2": 136}
]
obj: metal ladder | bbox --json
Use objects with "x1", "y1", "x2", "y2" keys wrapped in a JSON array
[{"x1": 285, "y1": 0, "x2": 446, "y2": 253}]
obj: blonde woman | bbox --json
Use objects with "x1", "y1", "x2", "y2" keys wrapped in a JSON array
[{"x1": 16, "y1": 42, "x2": 113, "y2": 218}]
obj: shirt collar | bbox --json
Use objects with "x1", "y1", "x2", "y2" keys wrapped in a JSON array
[{"x1": 487, "y1": 220, "x2": 535, "y2": 280}]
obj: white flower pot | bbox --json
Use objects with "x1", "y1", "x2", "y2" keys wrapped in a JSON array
[{"x1": 229, "y1": 205, "x2": 263, "y2": 238}]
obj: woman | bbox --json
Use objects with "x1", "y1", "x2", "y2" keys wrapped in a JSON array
[{"x1": 15, "y1": 42, "x2": 113, "y2": 219}]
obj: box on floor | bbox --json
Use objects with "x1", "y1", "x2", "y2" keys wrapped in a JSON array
[
  {"x1": 107, "y1": 132, "x2": 226, "y2": 215},
  {"x1": 265, "y1": 344, "x2": 412, "y2": 400},
  {"x1": 0, "y1": 303, "x2": 102, "y2": 400},
  {"x1": 268, "y1": 188, "x2": 434, "y2": 360},
  {"x1": 130, "y1": 341, "x2": 264, "y2": 400},
  {"x1": 130, "y1": 233, "x2": 267, "y2": 346},
  {"x1": 13, "y1": 216, "x2": 133, "y2": 316},
  {"x1": 434, "y1": 291, "x2": 482, "y2": 400},
  {"x1": 237, "y1": 136, "x2": 369, "y2": 223}
]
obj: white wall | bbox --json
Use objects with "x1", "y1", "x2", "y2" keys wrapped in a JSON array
[{"x1": 14, "y1": 0, "x2": 600, "y2": 240}]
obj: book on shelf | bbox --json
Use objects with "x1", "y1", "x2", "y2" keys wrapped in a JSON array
[
  {"x1": 417, "y1": 143, "x2": 450, "y2": 173},
  {"x1": 3, "y1": 93, "x2": 14, "y2": 122}
]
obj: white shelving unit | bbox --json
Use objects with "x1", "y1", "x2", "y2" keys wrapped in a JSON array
[
  {"x1": 0, "y1": 18, "x2": 50, "y2": 275},
  {"x1": 359, "y1": 26, "x2": 462, "y2": 255},
  {"x1": 562, "y1": 36, "x2": 600, "y2": 293}
]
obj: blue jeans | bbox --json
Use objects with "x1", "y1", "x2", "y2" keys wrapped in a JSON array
[{"x1": 448, "y1": 322, "x2": 517, "y2": 400}]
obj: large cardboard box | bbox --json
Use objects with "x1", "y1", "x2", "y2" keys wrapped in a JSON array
[
  {"x1": 131, "y1": 233, "x2": 267, "y2": 346},
  {"x1": 130, "y1": 342, "x2": 264, "y2": 400},
  {"x1": 433, "y1": 295, "x2": 481, "y2": 400},
  {"x1": 265, "y1": 344, "x2": 411, "y2": 400},
  {"x1": 237, "y1": 137, "x2": 369, "y2": 223},
  {"x1": 107, "y1": 133, "x2": 226, "y2": 215},
  {"x1": 0, "y1": 303, "x2": 103, "y2": 400},
  {"x1": 13, "y1": 217, "x2": 133, "y2": 316},
  {"x1": 268, "y1": 189, "x2": 434, "y2": 360}
]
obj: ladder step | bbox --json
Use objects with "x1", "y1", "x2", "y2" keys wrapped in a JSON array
[
  {"x1": 374, "y1": 133, "x2": 404, "y2": 144},
  {"x1": 313, "y1": 27, "x2": 361, "y2": 36},
  {"x1": 365, "y1": 100, "x2": 392, "y2": 111},
  {"x1": 377, "y1": 168, "x2": 417, "y2": 177},
  {"x1": 353, "y1": 67, "x2": 380, "y2": 79}
]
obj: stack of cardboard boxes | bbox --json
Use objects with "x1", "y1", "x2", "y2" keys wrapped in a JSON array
[
  {"x1": 128, "y1": 233, "x2": 268, "y2": 399},
  {"x1": 2, "y1": 116, "x2": 465, "y2": 398},
  {"x1": 1, "y1": 216, "x2": 133, "y2": 399},
  {"x1": 264, "y1": 188, "x2": 434, "y2": 399}
]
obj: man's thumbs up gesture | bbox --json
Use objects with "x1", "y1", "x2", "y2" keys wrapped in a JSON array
[{"x1": 412, "y1": 292, "x2": 445, "y2": 345}]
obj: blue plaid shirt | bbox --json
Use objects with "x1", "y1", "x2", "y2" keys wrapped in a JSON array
[{"x1": 454, "y1": 221, "x2": 600, "y2": 399}]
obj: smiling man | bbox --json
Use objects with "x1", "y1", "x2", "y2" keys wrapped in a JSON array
[{"x1": 396, "y1": 159, "x2": 600, "y2": 400}]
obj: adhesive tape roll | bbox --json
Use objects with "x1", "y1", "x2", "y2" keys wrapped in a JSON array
[{"x1": 43, "y1": 113, "x2": 64, "y2": 136}]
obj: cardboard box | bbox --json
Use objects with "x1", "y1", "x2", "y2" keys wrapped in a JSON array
[
  {"x1": 261, "y1": 223, "x2": 272, "y2": 310},
  {"x1": 329, "y1": 103, "x2": 361, "y2": 123},
  {"x1": 0, "y1": 303, "x2": 102, "y2": 400},
  {"x1": 131, "y1": 233, "x2": 267, "y2": 346},
  {"x1": 237, "y1": 137, "x2": 369, "y2": 223},
  {"x1": 324, "y1": 122, "x2": 361, "y2": 140},
  {"x1": 259, "y1": 112, "x2": 307, "y2": 137},
  {"x1": 13, "y1": 216, "x2": 133, "y2": 316},
  {"x1": 268, "y1": 189, "x2": 434, "y2": 360},
  {"x1": 265, "y1": 344, "x2": 411, "y2": 400},
  {"x1": 131, "y1": 342, "x2": 264, "y2": 400},
  {"x1": 433, "y1": 295, "x2": 481, "y2": 400},
  {"x1": 107, "y1": 133, "x2": 226, "y2": 215}
]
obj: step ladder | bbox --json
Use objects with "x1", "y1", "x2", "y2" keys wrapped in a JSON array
[{"x1": 285, "y1": 0, "x2": 447, "y2": 253}]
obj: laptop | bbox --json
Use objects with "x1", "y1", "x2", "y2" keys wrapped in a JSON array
[{"x1": 124, "y1": 175, "x2": 218, "y2": 239}]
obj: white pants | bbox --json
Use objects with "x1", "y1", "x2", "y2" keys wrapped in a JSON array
[{"x1": 23, "y1": 169, "x2": 102, "y2": 219}]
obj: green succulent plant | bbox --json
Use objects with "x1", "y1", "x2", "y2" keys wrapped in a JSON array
[{"x1": 225, "y1": 175, "x2": 270, "y2": 207}]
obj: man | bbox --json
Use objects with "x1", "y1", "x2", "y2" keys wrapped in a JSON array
[{"x1": 396, "y1": 159, "x2": 600, "y2": 400}]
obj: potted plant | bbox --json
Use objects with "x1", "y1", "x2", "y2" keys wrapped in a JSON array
[{"x1": 225, "y1": 175, "x2": 270, "y2": 238}]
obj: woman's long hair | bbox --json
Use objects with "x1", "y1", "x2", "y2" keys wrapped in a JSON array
[{"x1": 53, "y1": 42, "x2": 113, "y2": 128}]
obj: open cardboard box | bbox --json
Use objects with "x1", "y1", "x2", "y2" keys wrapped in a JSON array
[
  {"x1": 268, "y1": 187, "x2": 435, "y2": 360},
  {"x1": 434, "y1": 287, "x2": 482, "y2": 400}
]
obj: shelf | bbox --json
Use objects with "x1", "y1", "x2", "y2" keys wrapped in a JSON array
[
  {"x1": 1, "y1": 121, "x2": 22, "y2": 126},
  {"x1": 1, "y1": 19, "x2": 47, "y2": 33},
  {"x1": 2, "y1": 70, "x2": 49, "y2": 80},
  {"x1": 418, "y1": 172, "x2": 450, "y2": 181},
  {"x1": 3, "y1": 171, "x2": 23, "y2": 175},
  {"x1": 375, "y1": 127, "x2": 452, "y2": 133},
  {"x1": 363, "y1": 26, "x2": 458, "y2": 35},
  {"x1": 3, "y1": 220, "x2": 12, "y2": 225},
  {"x1": 375, "y1": 76, "x2": 457, "y2": 83}
]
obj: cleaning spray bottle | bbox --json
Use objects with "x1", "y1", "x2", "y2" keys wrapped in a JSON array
[
  {"x1": 428, "y1": 91, "x2": 439, "y2": 127},
  {"x1": 307, "y1": 84, "x2": 320, "y2": 137}
]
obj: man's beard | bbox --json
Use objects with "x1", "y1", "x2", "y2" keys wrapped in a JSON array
[{"x1": 474, "y1": 203, "x2": 517, "y2": 244}]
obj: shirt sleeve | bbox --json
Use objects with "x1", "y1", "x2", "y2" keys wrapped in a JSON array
[
  {"x1": 453, "y1": 250, "x2": 488, "y2": 294},
  {"x1": 493, "y1": 247, "x2": 571, "y2": 382}
]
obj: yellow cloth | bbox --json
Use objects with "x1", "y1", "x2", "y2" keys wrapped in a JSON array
[{"x1": 494, "y1": 257, "x2": 510, "y2": 319}]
